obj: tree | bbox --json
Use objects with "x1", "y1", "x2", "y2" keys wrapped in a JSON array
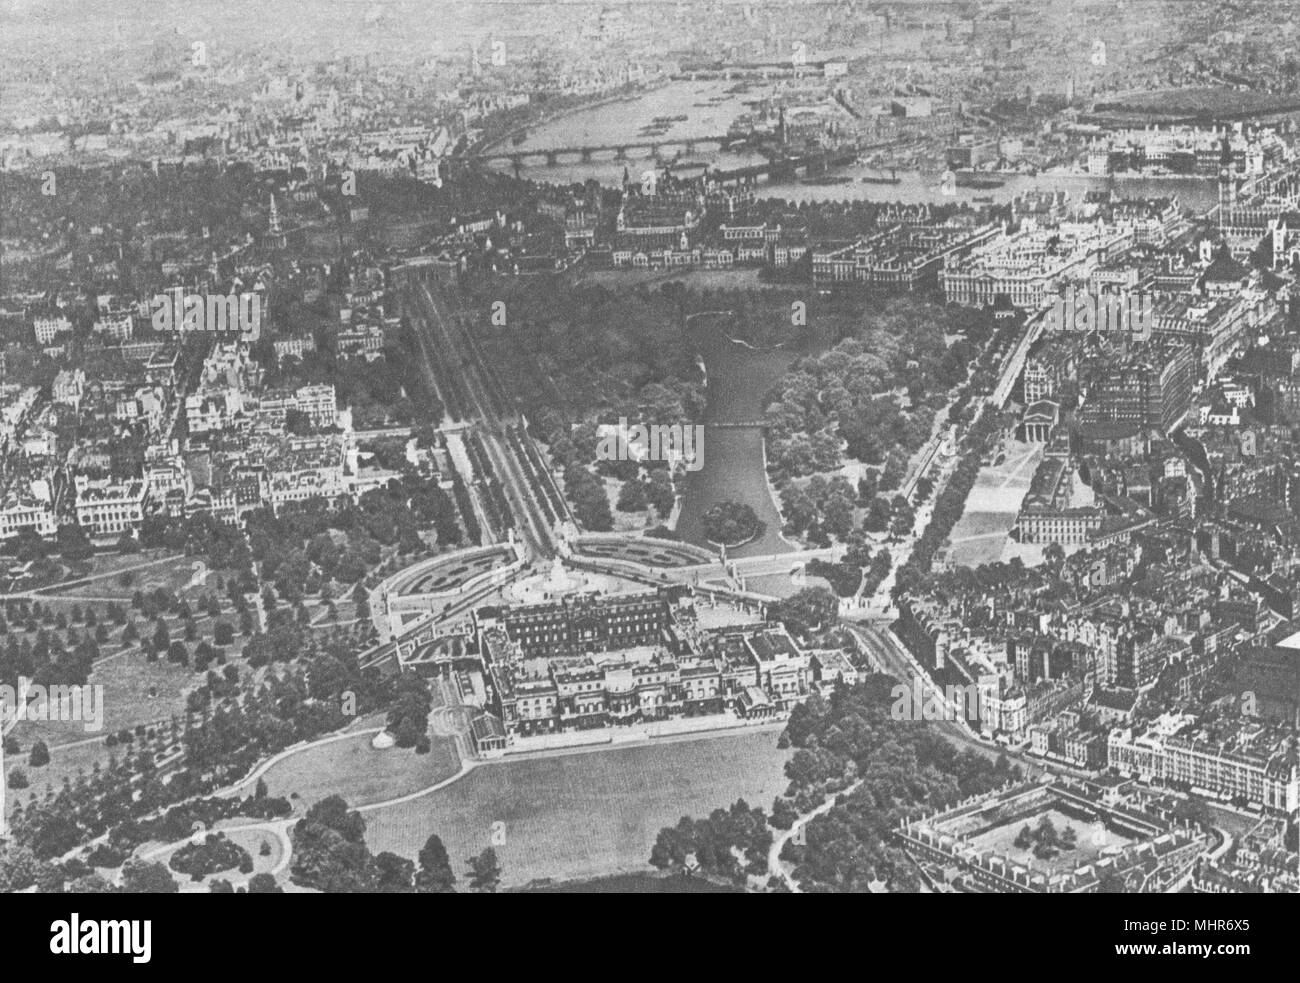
[
  {"x1": 1044, "y1": 542, "x2": 1066, "y2": 570},
  {"x1": 56, "y1": 523, "x2": 94, "y2": 561},
  {"x1": 415, "y1": 834, "x2": 456, "y2": 893},
  {"x1": 214, "y1": 621, "x2": 235, "y2": 647},
  {"x1": 616, "y1": 479, "x2": 649, "y2": 513},
  {"x1": 770, "y1": 587, "x2": 839, "y2": 638},
  {"x1": 284, "y1": 408, "x2": 314, "y2": 436},
  {"x1": 247, "y1": 873, "x2": 282, "y2": 894},
  {"x1": 466, "y1": 848, "x2": 502, "y2": 893},
  {"x1": 290, "y1": 798, "x2": 376, "y2": 893},
  {"x1": 702, "y1": 501, "x2": 760, "y2": 546},
  {"x1": 374, "y1": 852, "x2": 415, "y2": 893},
  {"x1": 7, "y1": 767, "x2": 29, "y2": 790},
  {"x1": 645, "y1": 469, "x2": 676, "y2": 518},
  {"x1": 65, "y1": 874, "x2": 116, "y2": 893},
  {"x1": 120, "y1": 859, "x2": 178, "y2": 893},
  {"x1": 28, "y1": 740, "x2": 50, "y2": 768},
  {"x1": 863, "y1": 496, "x2": 892, "y2": 533},
  {"x1": 387, "y1": 675, "x2": 432, "y2": 749},
  {"x1": 566, "y1": 465, "x2": 614, "y2": 531},
  {"x1": 193, "y1": 641, "x2": 216, "y2": 670},
  {"x1": 301, "y1": 795, "x2": 368, "y2": 843}
]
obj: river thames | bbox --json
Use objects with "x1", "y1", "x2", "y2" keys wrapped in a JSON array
[
  {"x1": 489, "y1": 79, "x2": 1223, "y2": 212},
  {"x1": 492, "y1": 80, "x2": 1222, "y2": 555}
]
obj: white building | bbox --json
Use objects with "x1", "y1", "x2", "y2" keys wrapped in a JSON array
[
  {"x1": 73, "y1": 475, "x2": 150, "y2": 536},
  {"x1": 33, "y1": 315, "x2": 73, "y2": 345},
  {"x1": 0, "y1": 494, "x2": 58, "y2": 539}
]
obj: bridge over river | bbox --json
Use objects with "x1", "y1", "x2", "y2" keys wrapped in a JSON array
[{"x1": 472, "y1": 134, "x2": 741, "y2": 167}]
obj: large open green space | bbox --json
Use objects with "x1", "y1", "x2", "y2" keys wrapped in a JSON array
[{"x1": 362, "y1": 729, "x2": 791, "y2": 887}]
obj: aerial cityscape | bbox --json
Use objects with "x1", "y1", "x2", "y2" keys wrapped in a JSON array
[{"x1": 0, "y1": 0, "x2": 1296, "y2": 914}]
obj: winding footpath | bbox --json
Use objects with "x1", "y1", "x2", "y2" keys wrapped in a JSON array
[{"x1": 767, "y1": 778, "x2": 865, "y2": 893}]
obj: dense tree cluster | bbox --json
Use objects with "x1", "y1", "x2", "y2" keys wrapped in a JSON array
[
  {"x1": 509, "y1": 425, "x2": 565, "y2": 524},
  {"x1": 562, "y1": 464, "x2": 614, "y2": 532},
  {"x1": 290, "y1": 795, "x2": 473, "y2": 894},
  {"x1": 169, "y1": 832, "x2": 254, "y2": 880},
  {"x1": 649, "y1": 799, "x2": 772, "y2": 885},
  {"x1": 261, "y1": 315, "x2": 443, "y2": 431},
  {"x1": 464, "y1": 432, "x2": 514, "y2": 537},
  {"x1": 460, "y1": 280, "x2": 703, "y2": 439},
  {"x1": 387, "y1": 674, "x2": 433, "y2": 751},
  {"x1": 1013, "y1": 816, "x2": 1078, "y2": 860},
  {"x1": 4, "y1": 633, "x2": 379, "y2": 862},
  {"x1": 765, "y1": 299, "x2": 984, "y2": 486},
  {"x1": 892, "y1": 406, "x2": 1010, "y2": 600},
  {"x1": 646, "y1": 673, "x2": 1022, "y2": 892},
  {"x1": 781, "y1": 475, "x2": 856, "y2": 544},
  {"x1": 701, "y1": 500, "x2": 760, "y2": 546},
  {"x1": 773, "y1": 676, "x2": 1021, "y2": 892},
  {"x1": 0, "y1": 625, "x2": 100, "y2": 692},
  {"x1": 769, "y1": 587, "x2": 840, "y2": 639}
]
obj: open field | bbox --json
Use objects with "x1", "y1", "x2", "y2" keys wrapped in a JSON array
[
  {"x1": 10, "y1": 648, "x2": 195, "y2": 749},
  {"x1": 743, "y1": 571, "x2": 832, "y2": 599},
  {"x1": 46, "y1": 553, "x2": 215, "y2": 601},
  {"x1": 4, "y1": 596, "x2": 272, "y2": 799},
  {"x1": 363, "y1": 729, "x2": 791, "y2": 887},
  {"x1": 258, "y1": 729, "x2": 461, "y2": 808},
  {"x1": 946, "y1": 439, "x2": 1041, "y2": 568}
]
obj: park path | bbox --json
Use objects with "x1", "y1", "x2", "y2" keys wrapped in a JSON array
[
  {"x1": 136, "y1": 817, "x2": 295, "y2": 892},
  {"x1": 1, "y1": 552, "x2": 185, "y2": 601},
  {"x1": 767, "y1": 778, "x2": 865, "y2": 893},
  {"x1": 221, "y1": 723, "x2": 385, "y2": 798}
]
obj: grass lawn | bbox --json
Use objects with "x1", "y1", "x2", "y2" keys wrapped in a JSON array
[
  {"x1": 362, "y1": 729, "x2": 791, "y2": 888},
  {"x1": 969, "y1": 809, "x2": 1136, "y2": 875},
  {"x1": 744, "y1": 571, "x2": 833, "y2": 599},
  {"x1": 258, "y1": 729, "x2": 461, "y2": 809},
  {"x1": 50, "y1": 553, "x2": 203, "y2": 600},
  {"x1": 10, "y1": 647, "x2": 196, "y2": 748},
  {"x1": 4, "y1": 610, "x2": 258, "y2": 800},
  {"x1": 221, "y1": 825, "x2": 285, "y2": 874},
  {"x1": 945, "y1": 439, "x2": 1042, "y2": 568},
  {"x1": 147, "y1": 824, "x2": 285, "y2": 891},
  {"x1": 8, "y1": 648, "x2": 200, "y2": 801},
  {"x1": 944, "y1": 512, "x2": 1019, "y2": 568}
]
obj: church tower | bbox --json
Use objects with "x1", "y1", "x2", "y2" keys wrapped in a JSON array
[{"x1": 263, "y1": 194, "x2": 287, "y2": 251}]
